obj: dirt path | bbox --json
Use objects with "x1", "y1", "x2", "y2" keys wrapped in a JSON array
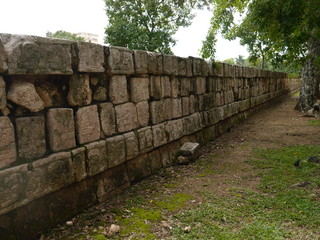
[{"x1": 46, "y1": 95, "x2": 320, "y2": 240}]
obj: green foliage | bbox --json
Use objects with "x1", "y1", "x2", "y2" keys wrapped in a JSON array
[
  {"x1": 104, "y1": 0, "x2": 208, "y2": 54},
  {"x1": 46, "y1": 30, "x2": 85, "y2": 42}
]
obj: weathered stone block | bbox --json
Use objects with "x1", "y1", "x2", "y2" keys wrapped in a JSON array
[
  {"x1": 106, "y1": 46, "x2": 134, "y2": 75},
  {"x1": 152, "y1": 123, "x2": 167, "y2": 147},
  {"x1": 136, "y1": 101, "x2": 149, "y2": 127},
  {"x1": 115, "y1": 102, "x2": 139, "y2": 132},
  {"x1": 150, "y1": 100, "x2": 164, "y2": 124},
  {"x1": 76, "y1": 42, "x2": 104, "y2": 72},
  {"x1": 148, "y1": 150, "x2": 162, "y2": 172},
  {"x1": 171, "y1": 76, "x2": 180, "y2": 98},
  {"x1": 67, "y1": 73, "x2": 92, "y2": 106},
  {"x1": 99, "y1": 102, "x2": 116, "y2": 137},
  {"x1": 137, "y1": 127, "x2": 153, "y2": 153},
  {"x1": 163, "y1": 98, "x2": 173, "y2": 121},
  {"x1": 161, "y1": 76, "x2": 171, "y2": 98},
  {"x1": 186, "y1": 58, "x2": 193, "y2": 77},
  {"x1": 0, "y1": 33, "x2": 72, "y2": 74},
  {"x1": 172, "y1": 98, "x2": 182, "y2": 119},
  {"x1": 191, "y1": 57, "x2": 208, "y2": 76},
  {"x1": 106, "y1": 135, "x2": 126, "y2": 168},
  {"x1": 165, "y1": 119, "x2": 184, "y2": 142},
  {"x1": 180, "y1": 78, "x2": 190, "y2": 96},
  {"x1": 147, "y1": 52, "x2": 163, "y2": 74},
  {"x1": 16, "y1": 116, "x2": 46, "y2": 160},
  {"x1": 150, "y1": 76, "x2": 161, "y2": 100},
  {"x1": 184, "y1": 113, "x2": 202, "y2": 135},
  {"x1": 93, "y1": 86, "x2": 107, "y2": 102},
  {"x1": 0, "y1": 117, "x2": 16, "y2": 169},
  {"x1": 189, "y1": 95, "x2": 198, "y2": 113},
  {"x1": 239, "y1": 99, "x2": 250, "y2": 112},
  {"x1": 196, "y1": 77, "x2": 206, "y2": 95},
  {"x1": 134, "y1": 50, "x2": 148, "y2": 74},
  {"x1": 163, "y1": 54, "x2": 178, "y2": 75},
  {"x1": 158, "y1": 145, "x2": 171, "y2": 167},
  {"x1": 130, "y1": 77, "x2": 149, "y2": 102},
  {"x1": 71, "y1": 147, "x2": 87, "y2": 182},
  {"x1": 182, "y1": 97, "x2": 190, "y2": 116},
  {"x1": 178, "y1": 57, "x2": 187, "y2": 76},
  {"x1": 7, "y1": 80, "x2": 45, "y2": 112},
  {"x1": 126, "y1": 154, "x2": 151, "y2": 182},
  {"x1": 0, "y1": 77, "x2": 6, "y2": 110},
  {"x1": 47, "y1": 108, "x2": 76, "y2": 152},
  {"x1": 178, "y1": 142, "x2": 200, "y2": 161},
  {"x1": 85, "y1": 140, "x2": 107, "y2": 176},
  {"x1": 0, "y1": 38, "x2": 8, "y2": 73},
  {"x1": 124, "y1": 132, "x2": 139, "y2": 160},
  {"x1": 76, "y1": 105, "x2": 101, "y2": 144},
  {"x1": 109, "y1": 75, "x2": 129, "y2": 104}
]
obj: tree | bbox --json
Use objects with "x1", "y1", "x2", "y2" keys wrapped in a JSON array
[
  {"x1": 104, "y1": 0, "x2": 209, "y2": 54},
  {"x1": 46, "y1": 30, "x2": 85, "y2": 42},
  {"x1": 201, "y1": 0, "x2": 320, "y2": 111}
]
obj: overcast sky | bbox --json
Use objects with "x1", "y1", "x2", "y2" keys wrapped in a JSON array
[{"x1": 0, "y1": 0, "x2": 248, "y2": 61}]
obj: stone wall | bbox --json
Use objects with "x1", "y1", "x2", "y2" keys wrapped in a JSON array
[{"x1": 0, "y1": 33, "x2": 297, "y2": 239}]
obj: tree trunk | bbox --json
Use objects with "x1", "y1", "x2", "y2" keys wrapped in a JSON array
[{"x1": 295, "y1": 38, "x2": 320, "y2": 111}]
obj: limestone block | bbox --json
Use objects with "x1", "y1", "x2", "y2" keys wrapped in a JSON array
[
  {"x1": 239, "y1": 99, "x2": 250, "y2": 112},
  {"x1": 196, "y1": 77, "x2": 206, "y2": 95},
  {"x1": 99, "y1": 102, "x2": 116, "y2": 137},
  {"x1": 124, "y1": 132, "x2": 139, "y2": 160},
  {"x1": 216, "y1": 62, "x2": 224, "y2": 77},
  {"x1": 163, "y1": 98, "x2": 173, "y2": 121},
  {"x1": 71, "y1": 147, "x2": 87, "y2": 182},
  {"x1": 148, "y1": 150, "x2": 162, "y2": 172},
  {"x1": 106, "y1": 135, "x2": 126, "y2": 168},
  {"x1": 171, "y1": 76, "x2": 180, "y2": 98},
  {"x1": 137, "y1": 127, "x2": 153, "y2": 153},
  {"x1": 182, "y1": 97, "x2": 190, "y2": 116},
  {"x1": 76, "y1": 105, "x2": 101, "y2": 144},
  {"x1": 186, "y1": 58, "x2": 193, "y2": 77},
  {"x1": 47, "y1": 108, "x2": 76, "y2": 152},
  {"x1": 150, "y1": 100, "x2": 164, "y2": 124},
  {"x1": 191, "y1": 57, "x2": 208, "y2": 76},
  {"x1": 109, "y1": 75, "x2": 129, "y2": 104},
  {"x1": 178, "y1": 142, "x2": 200, "y2": 158},
  {"x1": 184, "y1": 113, "x2": 202, "y2": 135},
  {"x1": 93, "y1": 86, "x2": 107, "y2": 102},
  {"x1": 147, "y1": 52, "x2": 163, "y2": 74},
  {"x1": 178, "y1": 57, "x2": 187, "y2": 76},
  {"x1": 130, "y1": 77, "x2": 149, "y2": 102},
  {"x1": 152, "y1": 123, "x2": 167, "y2": 147},
  {"x1": 7, "y1": 80, "x2": 45, "y2": 112},
  {"x1": 161, "y1": 76, "x2": 171, "y2": 98},
  {"x1": 16, "y1": 116, "x2": 46, "y2": 160},
  {"x1": 180, "y1": 78, "x2": 190, "y2": 96},
  {"x1": 0, "y1": 77, "x2": 6, "y2": 110},
  {"x1": 77, "y1": 42, "x2": 104, "y2": 72},
  {"x1": 163, "y1": 54, "x2": 178, "y2": 75},
  {"x1": 150, "y1": 76, "x2": 161, "y2": 100},
  {"x1": 126, "y1": 154, "x2": 151, "y2": 182},
  {"x1": 0, "y1": 117, "x2": 16, "y2": 169},
  {"x1": 0, "y1": 38, "x2": 8, "y2": 73},
  {"x1": 106, "y1": 46, "x2": 134, "y2": 75},
  {"x1": 115, "y1": 102, "x2": 139, "y2": 132},
  {"x1": 0, "y1": 164, "x2": 28, "y2": 215},
  {"x1": 172, "y1": 98, "x2": 182, "y2": 119},
  {"x1": 134, "y1": 50, "x2": 148, "y2": 74},
  {"x1": 136, "y1": 101, "x2": 149, "y2": 127},
  {"x1": 189, "y1": 95, "x2": 198, "y2": 113},
  {"x1": 85, "y1": 140, "x2": 107, "y2": 176},
  {"x1": 165, "y1": 119, "x2": 184, "y2": 142},
  {"x1": 158, "y1": 145, "x2": 171, "y2": 167},
  {"x1": 67, "y1": 73, "x2": 92, "y2": 106},
  {"x1": 0, "y1": 33, "x2": 72, "y2": 74}
]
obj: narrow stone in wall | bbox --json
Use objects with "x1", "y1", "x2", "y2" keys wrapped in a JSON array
[
  {"x1": 178, "y1": 57, "x2": 187, "y2": 76},
  {"x1": 152, "y1": 123, "x2": 167, "y2": 147},
  {"x1": 134, "y1": 50, "x2": 148, "y2": 74},
  {"x1": 165, "y1": 119, "x2": 184, "y2": 142},
  {"x1": 196, "y1": 77, "x2": 206, "y2": 95},
  {"x1": 191, "y1": 57, "x2": 208, "y2": 76},
  {"x1": 109, "y1": 75, "x2": 129, "y2": 104},
  {"x1": 126, "y1": 154, "x2": 151, "y2": 182},
  {"x1": 0, "y1": 77, "x2": 6, "y2": 110},
  {"x1": 99, "y1": 102, "x2": 116, "y2": 137},
  {"x1": 124, "y1": 132, "x2": 139, "y2": 160},
  {"x1": 182, "y1": 97, "x2": 190, "y2": 116},
  {"x1": 161, "y1": 76, "x2": 171, "y2": 98},
  {"x1": 130, "y1": 77, "x2": 149, "y2": 102},
  {"x1": 47, "y1": 108, "x2": 76, "y2": 152},
  {"x1": 0, "y1": 117, "x2": 16, "y2": 169},
  {"x1": 76, "y1": 105, "x2": 101, "y2": 144},
  {"x1": 150, "y1": 76, "x2": 161, "y2": 100},
  {"x1": 77, "y1": 42, "x2": 104, "y2": 72},
  {"x1": 106, "y1": 46, "x2": 134, "y2": 75},
  {"x1": 71, "y1": 147, "x2": 87, "y2": 182},
  {"x1": 137, "y1": 126, "x2": 154, "y2": 153},
  {"x1": 163, "y1": 54, "x2": 178, "y2": 75},
  {"x1": 85, "y1": 140, "x2": 107, "y2": 176},
  {"x1": 7, "y1": 80, "x2": 45, "y2": 112},
  {"x1": 172, "y1": 98, "x2": 182, "y2": 119},
  {"x1": 136, "y1": 101, "x2": 149, "y2": 127},
  {"x1": 147, "y1": 52, "x2": 163, "y2": 75},
  {"x1": 106, "y1": 135, "x2": 126, "y2": 168},
  {"x1": 180, "y1": 78, "x2": 190, "y2": 96},
  {"x1": 150, "y1": 100, "x2": 164, "y2": 124},
  {"x1": 171, "y1": 77, "x2": 180, "y2": 98},
  {"x1": 115, "y1": 102, "x2": 139, "y2": 133},
  {"x1": 0, "y1": 38, "x2": 8, "y2": 73},
  {"x1": 16, "y1": 115, "x2": 46, "y2": 160},
  {"x1": 148, "y1": 150, "x2": 162, "y2": 172},
  {"x1": 67, "y1": 73, "x2": 92, "y2": 106},
  {"x1": 163, "y1": 98, "x2": 173, "y2": 121}
]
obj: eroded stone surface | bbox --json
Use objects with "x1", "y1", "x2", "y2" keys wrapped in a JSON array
[
  {"x1": 147, "y1": 52, "x2": 163, "y2": 74},
  {"x1": 150, "y1": 76, "x2": 161, "y2": 100},
  {"x1": 136, "y1": 101, "x2": 149, "y2": 127},
  {"x1": 109, "y1": 75, "x2": 129, "y2": 104},
  {"x1": 77, "y1": 42, "x2": 104, "y2": 72},
  {"x1": 137, "y1": 127, "x2": 153, "y2": 153},
  {"x1": 85, "y1": 140, "x2": 107, "y2": 176},
  {"x1": 148, "y1": 150, "x2": 162, "y2": 172},
  {"x1": 7, "y1": 80, "x2": 45, "y2": 112},
  {"x1": 99, "y1": 102, "x2": 116, "y2": 137},
  {"x1": 134, "y1": 50, "x2": 148, "y2": 74},
  {"x1": 115, "y1": 102, "x2": 139, "y2": 132},
  {"x1": 124, "y1": 132, "x2": 139, "y2": 160},
  {"x1": 106, "y1": 135, "x2": 126, "y2": 168},
  {"x1": 67, "y1": 74, "x2": 92, "y2": 106},
  {"x1": 0, "y1": 117, "x2": 16, "y2": 169},
  {"x1": 47, "y1": 108, "x2": 76, "y2": 152},
  {"x1": 71, "y1": 147, "x2": 87, "y2": 182},
  {"x1": 152, "y1": 123, "x2": 167, "y2": 147},
  {"x1": 172, "y1": 98, "x2": 182, "y2": 119},
  {"x1": 126, "y1": 154, "x2": 151, "y2": 182},
  {"x1": 163, "y1": 54, "x2": 178, "y2": 75},
  {"x1": 16, "y1": 116, "x2": 46, "y2": 160},
  {"x1": 165, "y1": 119, "x2": 184, "y2": 142},
  {"x1": 0, "y1": 38, "x2": 8, "y2": 73},
  {"x1": 0, "y1": 77, "x2": 6, "y2": 110},
  {"x1": 106, "y1": 46, "x2": 134, "y2": 75},
  {"x1": 130, "y1": 77, "x2": 149, "y2": 102},
  {"x1": 161, "y1": 76, "x2": 171, "y2": 98}
]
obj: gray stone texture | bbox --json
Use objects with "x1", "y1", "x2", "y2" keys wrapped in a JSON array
[
  {"x1": 0, "y1": 76, "x2": 6, "y2": 110},
  {"x1": 165, "y1": 119, "x2": 184, "y2": 142},
  {"x1": 196, "y1": 77, "x2": 206, "y2": 95},
  {"x1": 147, "y1": 52, "x2": 163, "y2": 74},
  {"x1": 192, "y1": 57, "x2": 208, "y2": 76},
  {"x1": 85, "y1": 140, "x2": 107, "y2": 176},
  {"x1": 106, "y1": 135, "x2": 126, "y2": 168},
  {"x1": 109, "y1": 75, "x2": 129, "y2": 104},
  {"x1": 124, "y1": 132, "x2": 139, "y2": 160},
  {"x1": 0, "y1": 38, "x2": 8, "y2": 73},
  {"x1": 0, "y1": 33, "x2": 72, "y2": 74},
  {"x1": 106, "y1": 46, "x2": 134, "y2": 75},
  {"x1": 99, "y1": 102, "x2": 116, "y2": 137},
  {"x1": 47, "y1": 108, "x2": 76, "y2": 152},
  {"x1": 93, "y1": 86, "x2": 107, "y2": 102},
  {"x1": 71, "y1": 147, "x2": 87, "y2": 182},
  {"x1": 150, "y1": 76, "x2": 161, "y2": 100},
  {"x1": 130, "y1": 77, "x2": 149, "y2": 102},
  {"x1": 152, "y1": 123, "x2": 167, "y2": 147},
  {"x1": 134, "y1": 50, "x2": 148, "y2": 74},
  {"x1": 172, "y1": 98, "x2": 182, "y2": 119},
  {"x1": 7, "y1": 80, "x2": 45, "y2": 112},
  {"x1": 182, "y1": 97, "x2": 190, "y2": 116},
  {"x1": 16, "y1": 116, "x2": 46, "y2": 160},
  {"x1": 76, "y1": 105, "x2": 101, "y2": 144},
  {"x1": 163, "y1": 54, "x2": 178, "y2": 75},
  {"x1": 178, "y1": 57, "x2": 187, "y2": 76},
  {"x1": 161, "y1": 76, "x2": 171, "y2": 98},
  {"x1": 0, "y1": 117, "x2": 16, "y2": 169},
  {"x1": 180, "y1": 78, "x2": 190, "y2": 96},
  {"x1": 137, "y1": 127, "x2": 153, "y2": 153},
  {"x1": 77, "y1": 42, "x2": 104, "y2": 72},
  {"x1": 171, "y1": 76, "x2": 180, "y2": 98},
  {"x1": 148, "y1": 150, "x2": 162, "y2": 172},
  {"x1": 163, "y1": 98, "x2": 173, "y2": 121},
  {"x1": 136, "y1": 101, "x2": 149, "y2": 127},
  {"x1": 67, "y1": 73, "x2": 92, "y2": 106},
  {"x1": 115, "y1": 102, "x2": 139, "y2": 132}
]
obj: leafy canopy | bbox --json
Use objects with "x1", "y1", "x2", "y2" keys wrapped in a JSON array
[
  {"x1": 46, "y1": 30, "x2": 85, "y2": 42},
  {"x1": 104, "y1": 0, "x2": 209, "y2": 54}
]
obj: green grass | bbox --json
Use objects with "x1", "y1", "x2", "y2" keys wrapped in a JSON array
[{"x1": 308, "y1": 119, "x2": 320, "y2": 126}]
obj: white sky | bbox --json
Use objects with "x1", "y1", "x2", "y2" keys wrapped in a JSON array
[{"x1": 0, "y1": 0, "x2": 248, "y2": 61}]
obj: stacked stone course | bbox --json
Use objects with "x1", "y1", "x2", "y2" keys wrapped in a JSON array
[{"x1": 0, "y1": 33, "x2": 296, "y2": 239}]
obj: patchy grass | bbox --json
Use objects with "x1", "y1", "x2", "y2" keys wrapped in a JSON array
[{"x1": 308, "y1": 119, "x2": 320, "y2": 126}]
